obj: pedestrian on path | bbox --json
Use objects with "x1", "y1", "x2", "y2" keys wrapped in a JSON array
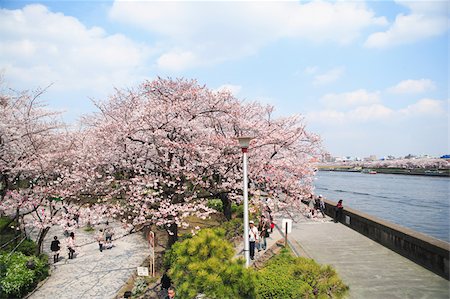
[
  {"x1": 257, "y1": 215, "x2": 270, "y2": 251},
  {"x1": 319, "y1": 195, "x2": 326, "y2": 218},
  {"x1": 50, "y1": 236, "x2": 61, "y2": 263},
  {"x1": 105, "y1": 227, "x2": 114, "y2": 249},
  {"x1": 161, "y1": 271, "x2": 172, "y2": 298},
  {"x1": 249, "y1": 220, "x2": 259, "y2": 260},
  {"x1": 96, "y1": 229, "x2": 105, "y2": 252},
  {"x1": 67, "y1": 232, "x2": 76, "y2": 259},
  {"x1": 334, "y1": 200, "x2": 344, "y2": 223},
  {"x1": 165, "y1": 287, "x2": 176, "y2": 299}
]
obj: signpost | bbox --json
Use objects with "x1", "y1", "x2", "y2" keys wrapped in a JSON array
[
  {"x1": 147, "y1": 231, "x2": 155, "y2": 277},
  {"x1": 282, "y1": 218, "x2": 292, "y2": 247},
  {"x1": 137, "y1": 267, "x2": 149, "y2": 276}
]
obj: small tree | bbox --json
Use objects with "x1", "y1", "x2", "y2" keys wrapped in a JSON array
[
  {"x1": 166, "y1": 228, "x2": 255, "y2": 299},
  {"x1": 255, "y1": 250, "x2": 349, "y2": 299}
]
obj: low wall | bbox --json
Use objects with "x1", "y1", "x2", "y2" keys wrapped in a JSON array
[{"x1": 322, "y1": 199, "x2": 450, "y2": 280}]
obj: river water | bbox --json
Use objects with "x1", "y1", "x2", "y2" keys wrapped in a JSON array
[{"x1": 314, "y1": 171, "x2": 450, "y2": 243}]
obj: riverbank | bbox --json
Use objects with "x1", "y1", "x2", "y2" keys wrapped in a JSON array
[{"x1": 317, "y1": 166, "x2": 450, "y2": 177}]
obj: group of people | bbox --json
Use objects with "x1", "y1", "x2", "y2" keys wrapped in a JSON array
[
  {"x1": 304, "y1": 194, "x2": 344, "y2": 223},
  {"x1": 96, "y1": 226, "x2": 115, "y2": 252},
  {"x1": 49, "y1": 222, "x2": 116, "y2": 264},
  {"x1": 305, "y1": 194, "x2": 326, "y2": 219},
  {"x1": 248, "y1": 209, "x2": 273, "y2": 260},
  {"x1": 50, "y1": 231, "x2": 76, "y2": 263}
]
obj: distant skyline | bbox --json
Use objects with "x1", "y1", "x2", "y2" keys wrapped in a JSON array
[{"x1": 1, "y1": 0, "x2": 448, "y2": 158}]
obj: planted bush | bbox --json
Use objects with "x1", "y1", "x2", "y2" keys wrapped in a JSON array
[
  {"x1": 207, "y1": 199, "x2": 223, "y2": 212},
  {"x1": 166, "y1": 228, "x2": 255, "y2": 299},
  {"x1": 255, "y1": 249, "x2": 349, "y2": 299},
  {"x1": 0, "y1": 252, "x2": 49, "y2": 299}
]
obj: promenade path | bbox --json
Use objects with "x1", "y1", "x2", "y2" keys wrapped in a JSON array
[
  {"x1": 27, "y1": 222, "x2": 148, "y2": 299},
  {"x1": 275, "y1": 211, "x2": 450, "y2": 299}
]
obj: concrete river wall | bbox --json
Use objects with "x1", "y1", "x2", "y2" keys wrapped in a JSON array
[{"x1": 322, "y1": 199, "x2": 450, "y2": 280}]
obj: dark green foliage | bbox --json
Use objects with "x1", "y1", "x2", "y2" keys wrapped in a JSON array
[
  {"x1": 255, "y1": 249, "x2": 349, "y2": 299},
  {"x1": 166, "y1": 228, "x2": 255, "y2": 299},
  {"x1": 0, "y1": 252, "x2": 49, "y2": 299},
  {"x1": 0, "y1": 217, "x2": 11, "y2": 231},
  {"x1": 231, "y1": 203, "x2": 244, "y2": 218},
  {"x1": 0, "y1": 217, "x2": 49, "y2": 299},
  {"x1": 220, "y1": 218, "x2": 243, "y2": 241},
  {"x1": 207, "y1": 199, "x2": 223, "y2": 212}
]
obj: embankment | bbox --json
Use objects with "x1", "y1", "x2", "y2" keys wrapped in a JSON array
[{"x1": 322, "y1": 199, "x2": 450, "y2": 280}]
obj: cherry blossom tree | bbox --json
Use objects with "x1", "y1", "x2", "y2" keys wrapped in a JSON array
[
  {"x1": 81, "y1": 78, "x2": 322, "y2": 243},
  {"x1": 0, "y1": 84, "x2": 106, "y2": 253}
]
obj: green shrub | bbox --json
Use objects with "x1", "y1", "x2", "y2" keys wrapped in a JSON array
[
  {"x1": 15, "y1": 238, "x2": 38, "y2": 256},
  {"x1": 255, "y1": 249, "x2": 349, "y2": 299},
  {"x1": 0, "y1": 252, "x2": 49, "y2": 298},
  {"x1": 0, "y1": 217, "x2": 12, "y2": 231},
  {"x1": 207, "y1": 199, "x2": 223, "y2": 212},
  {"x1": 231, "y1": 203, "x2": 244, "y2": 218},
  {"x1": 166, "y1": 228, "x2": 255, "y2": 299},
  {"x1": 220, "y1": 218, "x2": 243, "y2": 241},
  {"x1": 132, "y1": 277, "x2": 148, "y2": 296}
]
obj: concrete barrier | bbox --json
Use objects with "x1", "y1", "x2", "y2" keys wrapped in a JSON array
[{"x1": 323, "y1": 199, "x2": 450, "y2": 280}]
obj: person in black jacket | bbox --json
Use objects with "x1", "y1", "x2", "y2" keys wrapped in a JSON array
[{"x1": 50, "y1": 236, "x2": 61, "y2": 263}]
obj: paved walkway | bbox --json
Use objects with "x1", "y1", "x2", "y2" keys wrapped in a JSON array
[
  {"x1": 28, "y1": 223, "x2": 148, "y2": 299},
  {"x1": 275, "y1": 211, "x2": 450, "y2": 299}
]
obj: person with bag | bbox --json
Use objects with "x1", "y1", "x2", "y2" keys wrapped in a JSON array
[
  {"x1": 257, "y1": 215, "x2": 270, "y2": 251},
  {"x1": 67, "y1": 232, "x2": 76, "y2": 259},
  {"x1": 249, "y1": 220, "x2": 259, "y2": 260},
  {"x1": 50, "y1": 236, "x2": 61, "y2": 263}
]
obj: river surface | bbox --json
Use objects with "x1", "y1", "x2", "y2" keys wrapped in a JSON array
[{"x1": 314, "y1": 171, "x2": 450, "y2": 243}]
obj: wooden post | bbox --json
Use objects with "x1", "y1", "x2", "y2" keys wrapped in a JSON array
[{"x1": 285, "y1": 222, "x2": 288, "y2": 247}]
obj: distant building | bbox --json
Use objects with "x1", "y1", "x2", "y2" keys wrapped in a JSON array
[
  {"x1": 404, "y1": 154, "x2": 416, "y2": 159},
  {"x1": 441, "y1": 154, "x2": 450, "y2": 160},
  {"x1": 363, "y1": 155, "x2": 377, "y2": 162},
  {"x1": 321, "y1": 153, "x2": 335, "y2": 162}
]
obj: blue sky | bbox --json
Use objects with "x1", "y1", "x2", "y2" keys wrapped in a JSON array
[{"x1": 1, "y1": 0, "x2": 448, "y2": 158}]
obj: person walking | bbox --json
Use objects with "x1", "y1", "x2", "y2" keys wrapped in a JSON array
[
  {"x1": 249, "y1": 220, "x2": 259, "y2": 260},
  {"x1": 319, "y1": 195, "x2": 326, "y2": 218},
  {"x1": 334, "y1": 199, "x2": 344, "y2": 223},
  {"x1": 105, "y1": 227, "x2": 114, "y2": 249},
  {"x1": 257, "y1": 215, "x2": 269, "y2": 251},
  {"x1": 96, "y1": 229, "x2": 105, "y2": 252},
  {"x1": 165, "y1": 286, "x2": 176, "y2": 299},
  {"x1": 50, "y1": 236, "x2": 61, "y2": 263},
  {"x1": 161, "y1": 272, "x2": 172, "y2": 298},
  {"x1": 67, "y1": 232, "x2": 76, "y2": 259}
]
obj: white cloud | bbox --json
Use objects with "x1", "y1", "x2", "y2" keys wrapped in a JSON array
[
  {"x1": 308, "y1": 96, "x2": 445, "y2": 125},
  {"x1": 0, "y1": 4, "x2": 151, "y2": 92},
  {"x1": 307, "y1": 103, "x2": 392, "y2": 124},
  {"x1": 348, "y1": 104, "x2": 393, "y2": 121},
  {"x1": 365, "y1": 1, "x2": 449, "y2": 48},
  {"x1": 215, "y1": 84, "x2": 242, "y2": 96},
  {"x1": 399, "y1": 98, "x2": 446, "y2": 116},
  {"x1": 306, "y1": 110, "x2": 346, "y2": 124},
  {"x1": 156, "y1": 51, "x2": 199, "y2": 72},
  {"x1": 313, "y1": 67, "x2": 345, "y2": 86},
  {"x1": 110, "y1": 0, "x2": 387, "y2": 71},
  {"x1": 321, "y1": 89, "x2": 380, "y2": 108},
  {"x1": 388, "y1": 79, "x2": 436, "y2": 94}
]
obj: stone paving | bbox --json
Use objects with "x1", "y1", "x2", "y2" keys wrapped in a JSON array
[
  {"x1": 27, "y1": 222, "x2": 148, "y2": 299},
  {"x1": 275, "y1": 210, "x2": 450, "y2": 299}
]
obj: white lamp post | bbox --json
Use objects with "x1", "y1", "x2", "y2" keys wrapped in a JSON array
[{"x1": 237, "y1": 136, "x2": 253, "y2": 267}]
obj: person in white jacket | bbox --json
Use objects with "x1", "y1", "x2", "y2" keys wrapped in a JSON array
[{"x1": 249, "y1": 220, "x2": 259, "y2": 260}]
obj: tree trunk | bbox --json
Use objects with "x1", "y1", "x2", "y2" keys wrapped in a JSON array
[
  {"x1": 166, "y1": 222, "x2": 178, "y2": 248},
  {"x1": 36, "y1": 227, "x2": 50, "y2": 255},
  {"x1": 220, "y1": 193, "x2": 232, "y2": 221}
]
